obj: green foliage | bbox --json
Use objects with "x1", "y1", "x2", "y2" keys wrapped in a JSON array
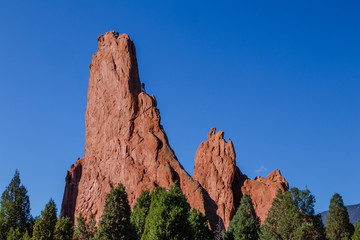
[
  {"x1": 141, "y1": 184, "x2": 192, "y2": 240},
  {"x1": 6, "y1": 227, "x2": 22, "y2": 240},
  {"x1": 74, "y1": 213, "x2": 87, "y2": 240},
  {"x1": 326, "y1": 193, "x2": 354, "y2": 240},
  {"x1": 87, "y1": 213, "x2": 96, "y2": 239},
  {"x1": 54, "y1": 216, "x2": 73, "y2": 240},
  {"x1": 22, "y1": 230, "x2": 32, "y2": 240},
  {"x1": 0, "y1": 170, "x2": 33, "y2": 239},
  {"x1": 352, "y1": 220, "x2": 360, "y2": 240},
  {"x1": 32, "y1": 199, "x2": 58, "y2": 240},
  {"x1": 131, "y1": 190, "x2": 151, "y2": 239},
  {"x1": 259, "y1": 188, "x2": 325, "y2": 240},
  {"x1": 188, "y1": 209, "x2": 213, "y2": 240},
  {"x1": 223, "y1": 194, "x2": 259, "y2": 240},
  {"x1": 291, "y1": 187, "x2": 326, "y2": 239},
  {"x1": 94, "y1": 183, "x2": 135, "y2": 240},
  {"x1": 74, "y1": 213, "x2": 96, "y2": 240}
]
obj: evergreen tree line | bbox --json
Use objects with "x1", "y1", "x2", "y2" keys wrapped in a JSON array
[{"x1": 1, "y1": 170, "x2": 360, "y2": 240}]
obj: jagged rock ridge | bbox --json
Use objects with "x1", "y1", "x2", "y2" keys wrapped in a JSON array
[
  {"x1": 193, "y1": 128, "x2": 289, "y2": 227},
  {"x1": 61, "y1": 31, "x2": 289, "y2": 230}
]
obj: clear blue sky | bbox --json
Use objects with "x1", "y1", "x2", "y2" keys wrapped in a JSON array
[{"x1": 0, "y1": 1, "x2": 359, "y2": 217}]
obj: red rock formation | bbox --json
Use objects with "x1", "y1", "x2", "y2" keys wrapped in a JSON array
[
  {"x1": 241, "y1": 169, "x2": 289, "y2": 223},
  {"x1": 193, "y1": 128, "x2": 288, "y2": 228},
  {"x1": 61, "y1": 31, "x2": 206, "y2": 224},
  {"x1": 193, "y1": 128, "x2": 238, "y2": 228},
  {"x1": 61, "y1": 31, "x2": 289, "y2": 231}
]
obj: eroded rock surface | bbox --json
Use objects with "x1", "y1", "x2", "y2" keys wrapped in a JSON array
[
  {"x1": 193, "y1": 128, "x2": 238, "y2": 228},
  {"x1": 61, "y1": 31, "x2": 289, "y2": 230},
  {"x1": 61, "y1": 31, "x2": 206, "y2": 224},
  {"x1": 241, "y1": 169, "x2": 289, "y2": 223},
  {"x1": 193, "y1": 128, "x2": 288, "y2": 228}
]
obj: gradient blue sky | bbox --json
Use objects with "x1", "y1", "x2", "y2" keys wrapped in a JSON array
[{"x1": 0, "y1": 1, "x2": 359, "y2": 217}]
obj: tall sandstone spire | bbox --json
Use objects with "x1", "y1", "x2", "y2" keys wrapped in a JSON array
[
  {"x1": 61, "y1": 31, "x2": 289, "y2": 230},
  {"x1": 61, "y1": 31, "x2": 207, "y2": 224}
]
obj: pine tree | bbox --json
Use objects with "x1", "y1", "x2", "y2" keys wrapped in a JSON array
[
  {"x1": 141, "y1": 184, "x2": 192, "y2": 240},
  {"x1": 32, "y1": 199, "x2": 58, "y2": 240},
  {"x1": 130, "y1": 190, "x2": 151, "y2": 239},
  {"x1": 259, "y1": 188, "x2": 324, "y2": 240},
  {"x1": 290, "y1": 187, "x2": 326, "y2": 239},
  {"x1": 188, "y1": 209, "x2": 213, "y2": 240},
  {"x1": 54, "y1": 215, "x2": 73, "y2": 240},
  {"x1": 6, "y1": 227, "x2": 22, "y2": 240},
  {"x1": 326, "y1": 193, "x2": 354, "y2": 240},
  {"x1": 22, "y1": 230, "x2": 31, "y2": 240},
  {"x1": 74, "y1": 213, "x2": 96, "y2": 240},
  {"x1": 0, "y1": 170, "x2": 32, "y2": 239},
  {"x1": 352, "y1": 220, "x2": 360, "y2": 240},
  {"x1": 94, "y1": 183, "x2": 135, "y2": 240},
  {"x1": 74, "y1": 213, "x2": 88, "y2": 240},
  {"x1": 87, "y1": 213, "x2": 97, "y2": 239},
  {"x1": 224, "y1": 194, "x2": 259, "y2": 240}
]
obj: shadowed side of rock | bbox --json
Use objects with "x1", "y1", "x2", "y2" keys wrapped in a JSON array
[{"x1": 61, "y1": 158, "x2": 83, "y2": 223}]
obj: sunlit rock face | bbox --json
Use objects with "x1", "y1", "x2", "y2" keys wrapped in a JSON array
[
  {"x1": 61, "y1": 31, "x2": 207, "y2": 225},
  {"x1": 61, "y1": 31, "x2": 289, "y2": 231},
  {"x1": 193, "y1": 128, "x2": 289, "y2": 228}
]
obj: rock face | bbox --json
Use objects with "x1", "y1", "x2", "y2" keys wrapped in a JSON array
[
  {"x1": 61, "y1": 31, "x2": 289, "y2": 231},
  {"x1": 193, "y1": 128, "x2": 239, "y2": 228},
  {"x1": 193, "y1": 128, "x2": 288, "y2": 228},
  {"x1": 61, "y1": 31, "x2": 206, "y2": 224},
  {"x1": 241, "y1": 169, "x2": 289, "y2": 223}
]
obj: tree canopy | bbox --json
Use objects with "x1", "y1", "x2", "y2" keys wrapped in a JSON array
[
  {"x1": 259, "y1": 188, "x2": 325, "y2": 240},
  {"x1": 352, "y1": 220, "x2": 360, "y2": 240},
  {"x1": 142, "y1": 184, "x2": 193, "y2": 240},
  {"x1": 188, "y1": 209, "x2": 213, "y2": 240},
  {"x1": 223, "y1": 194, "x2": 259, "y2": 240},
  {"x1": 74, "y1": 213, "x2": 96, "y2": 240},
  {"x1": 94, "y1": 183, "x2": 135, "y2": 240},
  {"x1": 131, "y1": 190, "x2": 151, "y2": 239},
  {"x1": 54, "y1": 215, "x2": 73, "y2": 240},
  {"x1": 326, "y1": 193, "x2": 354, "y2": 240},
  {"x1": 32, "y1": 198, "x2": 58, "y2": 240},
  {"x1": 0, "y1": 170, "x2": 33, "y2": 239}
]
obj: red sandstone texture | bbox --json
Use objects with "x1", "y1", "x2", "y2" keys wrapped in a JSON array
[
  {"x1": 61, "y1": 31, "x2": 206, "y2": 225},
  {"x1": 193, "y1": 128, "x2": 289, "y2": 227},
  {"x1": 193, "y1": 128, "x2": 238, "y2": 228},
  {"x1": 61, "y1": 31, "x2": 288, "y2": 230},
  {"x1": 241, "y1": 169, "x2": 289, "y2": 223}
]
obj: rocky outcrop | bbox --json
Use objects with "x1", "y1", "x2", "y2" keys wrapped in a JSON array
[
  {"x1": 193, "y1": 128, "x2": 239, "y2": 228},
  {"x1": 61, "y1": 31, "x2": 289, "y2": 231},
  {"x1": 241, "y1": 169, "x2": 289, "y2": 223},
  {"x1": 61, "y1": 31, "x2": 206, "y2": 224},
  {"x1": 193, "y1": 128, "x2": 288, "y2": 228}
]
